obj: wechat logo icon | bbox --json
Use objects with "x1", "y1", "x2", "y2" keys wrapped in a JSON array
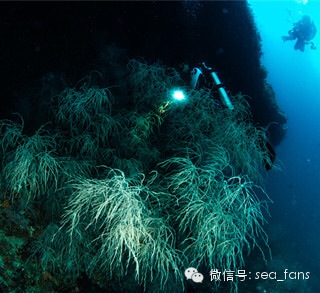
[{"x1": 184, "y1": 267, "x2": 204, "y2": 283}]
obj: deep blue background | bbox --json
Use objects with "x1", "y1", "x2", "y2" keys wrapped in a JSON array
[{"x1": 250, "y1": 0, "x2": 320, "y2": 289}]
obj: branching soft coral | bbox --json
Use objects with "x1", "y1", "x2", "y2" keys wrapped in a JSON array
[{"x1": 60, "y1": 167, "x2": 183, "y2": 290}]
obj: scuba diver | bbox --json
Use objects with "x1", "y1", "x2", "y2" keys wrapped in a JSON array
[
  {"x1": 190, "y1": 62, "x2": 276, "y2": 171},
  {"x1": 282, "y1": 15, "x2": 317, "y2": 52}
]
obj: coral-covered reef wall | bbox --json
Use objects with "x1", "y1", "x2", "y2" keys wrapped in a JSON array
[{"x1": 0, "y1": 1, "x2": 286, "y2": 144}]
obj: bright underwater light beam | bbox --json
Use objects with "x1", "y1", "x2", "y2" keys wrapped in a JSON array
[
  {"x1": 171, "y1": 89, "x2": 186, "y2": 101},
  {"x1": 157, "y1": 88, "x2": 187, "y2": 115}
]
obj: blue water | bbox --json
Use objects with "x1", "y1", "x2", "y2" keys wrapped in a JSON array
[{"x1": 249, "y1": 0, "x2": 320, "y2": 289}]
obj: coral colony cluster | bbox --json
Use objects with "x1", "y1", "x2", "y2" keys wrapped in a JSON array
[{"x1": 0, "y1": 59, "x2": 272, "y2": 292}]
